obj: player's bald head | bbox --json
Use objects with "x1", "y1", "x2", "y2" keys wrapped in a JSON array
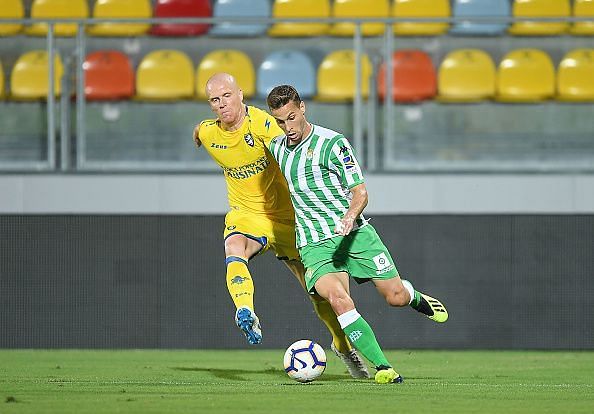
[{"x1": 205, "y1": 73, "x2": 239, "y2": 97}]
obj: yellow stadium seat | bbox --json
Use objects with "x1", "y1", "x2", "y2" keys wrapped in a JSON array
[
  {"x1": 0, "y1": 0, "x2": 24, "y2": 36},
  {"x1": 136, "y1": 50, "x2": 194, "y2": 100},
  {"x1": 393, "y1": 0, "x2": 450, "y2": 36},
  {"x1": 316, "y1": 50, "x2": 372, "y2": 102},
  {"x1": 196, "y1": 50, "x2": 255, "y2": 99},
  {"x1": 496, "y1": 49, "x2": 555, "y2": 102},
  {"x1": 329, "y1": 0, "x2": 389, "y2": 37},
  {"x1": 571, "y1": 0, "x2": 594, "y2": 35},
  {"x1": 87, "y1": 0, "x2": 152, "y2": 37},
  {"x1": 557, "y1": 49, "x2": 594, "y2": 101},
  {"x1": 508, "y1": 0, "x2": 570, "y2": 35},
  {"x1": 268, "y1": 0, "x2": 330, "y2": 37},
  {"x1": 27, "y1": 0, "x2": 89, "y2": 37},
  {"x1": 438, "y1": 49, "x2": 496, "y2": 102},
  {"x1": 10, "y1": 50, "x2": 63, "y2": 100}
]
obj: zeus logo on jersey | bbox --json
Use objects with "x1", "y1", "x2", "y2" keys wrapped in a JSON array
[{"x1": 373, "y1": 252, "x2": 395, "y2": 275}]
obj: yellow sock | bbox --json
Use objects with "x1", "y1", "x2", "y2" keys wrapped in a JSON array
[
  {"x1": 225, "y1": 256, "x2": 254, "y2": 310},
  {"x1": 311, "y1": 295, "x2": 352, "y2": 354}
]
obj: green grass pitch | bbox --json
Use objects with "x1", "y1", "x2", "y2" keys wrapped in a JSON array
[{"x1": 1, "y1": 350, "x2": 592, "y2": 413}]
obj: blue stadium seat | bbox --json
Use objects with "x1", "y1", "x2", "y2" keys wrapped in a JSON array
[
  {"x1": 450, "y1": 0, "x2": 510, "y2": 35},
  {"x1": 209, "y1": 0, "x2": 270, "y2": 37},
  {"x1": 256, "y1": 50, "x2": 316, "y2": 98}
]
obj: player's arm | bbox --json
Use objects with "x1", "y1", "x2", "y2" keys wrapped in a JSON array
[
  {"x1": 193, "y1": 123, "x2": 202, "y2": 148},
  {"x1": 328, "y1": 136, "x2": 366, "y2": 236},
  {"x1": 336, "y1": 183, "x2": 368, "y2": 236}
]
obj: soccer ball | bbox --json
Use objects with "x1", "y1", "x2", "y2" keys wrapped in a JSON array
[{"x1": 283, "y1": 339, "x2": 326, "y2": 383}]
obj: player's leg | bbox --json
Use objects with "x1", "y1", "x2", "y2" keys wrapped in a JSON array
[
  {"x1": 224, "y1": 233, "x2": 265, "y2": 345},
  {"x1": 375, "y1": 277, "x2": 448, "y2": 323},
  {"x1": 351, "y1": 225, "x2": 449, "y2": 323},
  {"x1": 313, "y1": 272, "x2": 402, "y2": 384},
  {"x1": 283, "y1": 259, "x2": 370, "y2": 378}
]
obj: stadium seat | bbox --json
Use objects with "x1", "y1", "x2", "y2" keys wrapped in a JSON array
[
  {"x1": 508, "y1": 0, "x2": 570, "y2": 35},
  {"x1": 496, "y1": 49, "x2": 555, "y2": 102},
  {"x1": 268, "y1": 0, "x2": 330, "y2": 37},
  {"x1": 329, "y1": 0, "x2": 390, "y2": 37},
  {"x1": 10, "y1": 50, "x2": 63, "y2": 100},
  {"x1": 196, "y1": 50, "x2": 255, "y2": 99},
  {"x1": 316, "y1": 50, "x2": 372, "y2": 102},
  {"x1": 151, "y1": 0, "x2": 211, "y2": 36},
  {"x1": 210, "y1": 0, "x2": 270, "y2": 37},
  {"x1": 450, "y1": 0, "x2": 510, "y2": 36},
  {"x1": 87, "y1": 0, "x2": 151, "y2": 37},
  {"x1": 257, "y1": 51, "x2": 316, "y2": 98},
  {"x1": 84, "y1": 51, "x2": 134, "y2": 101},
  {"x1": 136, "y1": 50, "x2": 194, "y2": 100},
  {"x1": 571, "y1": 0, "x2": 594, "y2": 35},
  {"x1": 27, "y1": 0, "x2": 89, "y2": 37},
  {"x1": 437, "y1": 49, "x2": 496, "y2": 102},
  {"x1": 0, "y1": 0, "x2": 24, "y2": 36},
  {"x1": 557, "y1": 49, "x2": 594, "y2": 102},
  {"x1": 378, "y1": 50, "x2": 436, "y2": 102},
  {"x1": 393, "y1": 0, "x2": 450, "y2": 36}
]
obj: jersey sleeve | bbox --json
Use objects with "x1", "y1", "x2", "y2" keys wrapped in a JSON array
[{"x1": 327, "y1": 136, "x2": 364, "y2": 189}]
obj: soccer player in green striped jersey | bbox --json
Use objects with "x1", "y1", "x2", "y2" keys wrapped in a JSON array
[{"x1": 267, "y1": 85, "x2": 449, "y2": 384}]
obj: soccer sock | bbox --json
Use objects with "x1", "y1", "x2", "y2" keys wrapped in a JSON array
[
  {"x1": 337, "y1": 309, "x2": 391, "y2": 369},
  {"x1": 225, "y1": 256, "x2": 254, "y2": 311},
  {"x1": 310, "y1": 296, "x2": 352, "y2": 354},
  {"x1": 402, "y1": 279, "x2": 434, "y2": 316}
]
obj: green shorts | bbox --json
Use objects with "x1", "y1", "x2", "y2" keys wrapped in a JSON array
[{"x1": 299, "y1": 224, "x2": 400, "y2": 293}]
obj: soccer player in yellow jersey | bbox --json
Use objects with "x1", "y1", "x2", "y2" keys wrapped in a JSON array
[{"x1": 193, "y1": 73, "x2": 369, "y2": 378}]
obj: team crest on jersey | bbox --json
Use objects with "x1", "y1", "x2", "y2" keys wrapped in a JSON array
[
  {"x1": 306, "y1": 148, "x2": 314, "y2": 159},
  {"x1": 244, "y1": 133, "x2": 254, "y2": 147}
]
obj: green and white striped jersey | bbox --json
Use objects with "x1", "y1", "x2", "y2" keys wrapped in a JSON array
[{"x1": 268, "y1": 124, "x2": 367, "y2": 247}]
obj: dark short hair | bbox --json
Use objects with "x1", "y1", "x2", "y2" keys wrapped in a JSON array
[{"x1": 267, "y1": 85, "x2": 302, "y2": 110}]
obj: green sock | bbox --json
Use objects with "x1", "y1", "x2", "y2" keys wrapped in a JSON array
[
  {"x1": 410, "y1": 289, "x2": 422, "y2": 308},
  {"x1": 342, "y1": 315, "x2": 390, "y2": 369}
]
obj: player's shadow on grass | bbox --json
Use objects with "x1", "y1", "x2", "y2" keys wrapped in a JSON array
[{"x1": 172, "y1": 366, "x2": 350, "y2": 382}]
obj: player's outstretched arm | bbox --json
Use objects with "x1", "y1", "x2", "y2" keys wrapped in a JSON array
[{"x1": 193, "y1": 124, "x2": 202, "y2": 148}]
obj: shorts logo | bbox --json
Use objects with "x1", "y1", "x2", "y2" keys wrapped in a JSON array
[
  {"x1": 305, "y1": 268, "x2": 314, "y2": 281},
  {"x1": 227, "y1": 225, "x2": 236, "y2": 230},
  {"x1": 244, "y1": 133, "x2": 254, "y2": 147},
  {"x1": 231, "y1": 275, "x2": 249, "y2": 285},
  {"x1": 348, "y1": 330, "x2": 363, "y2": 342},
  {"x1": 373, "y1": 253, "x2": 390, "y2": 271}
]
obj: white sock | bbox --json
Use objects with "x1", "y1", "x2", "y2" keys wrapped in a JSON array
[
  {"x1": 336, "y1": 308, "x2": 361, "y2": 329},
  {"x1": 401, "y1": 279, "x2": 414, "y2": 305}
]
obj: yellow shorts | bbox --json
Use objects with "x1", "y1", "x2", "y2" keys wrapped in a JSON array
[{"x1": 223, "y1": 209, "x2": 299, "y2": 261}]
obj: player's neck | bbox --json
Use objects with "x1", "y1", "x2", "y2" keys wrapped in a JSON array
[{"x1": 222, "y1": 107, "x2": 247, "y2": 132}]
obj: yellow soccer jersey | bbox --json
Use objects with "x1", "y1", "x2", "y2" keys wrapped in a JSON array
[{"x1": 199, "y1": 105, "x2": 294, "y2": 219}]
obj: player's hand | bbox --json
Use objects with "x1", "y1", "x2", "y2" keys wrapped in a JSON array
[{"x1": 335, "y1": 216, "x2": 355, "y2": 236}]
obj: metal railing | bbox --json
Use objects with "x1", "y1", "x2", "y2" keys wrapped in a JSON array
[{"x1": 0, "y1": 15, "x2": 591, "y2": 172}]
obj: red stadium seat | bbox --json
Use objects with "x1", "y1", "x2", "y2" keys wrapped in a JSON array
[
  {"x1": 151, "y1": 0, "x2": 212, "y2": 36},
  {"x1": 378, "y1": 50, "x2": 436, "y2": 102},
  {"x1": 83, "y1": 50, "x2": 134, "y2": 101}
]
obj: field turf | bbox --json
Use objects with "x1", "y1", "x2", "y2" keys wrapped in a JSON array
[{"x1": 1, "y1": 350, "x2": 592, "y2": 413}]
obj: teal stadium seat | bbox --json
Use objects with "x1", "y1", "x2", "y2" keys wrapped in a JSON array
[
  {"x1": 210, "y1": 0, "x2": 270, "y2": 37},
  {"x1": 450, "y1": 0, "x2": 511, "y2": 35},
  {"x1": 257, "y1": 51, "x2": 316, "y2": 98}
]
